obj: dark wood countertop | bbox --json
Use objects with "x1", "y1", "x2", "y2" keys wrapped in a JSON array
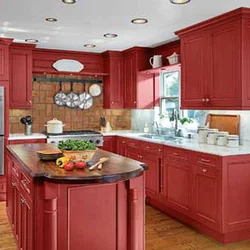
[{"x1": 7, "y1": 144, "x2": 147, "y2": 184}]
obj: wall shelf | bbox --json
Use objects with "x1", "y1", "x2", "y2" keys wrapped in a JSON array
[
  {"x1": 33, "y1": 70, "x2": 109, "y2": 77},
  {"x1": 139, "y1": 63, "x2": 181, "y2": 75}
]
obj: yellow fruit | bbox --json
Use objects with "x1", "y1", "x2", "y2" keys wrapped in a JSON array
[{"x1": 56, "y1": 157, "x2": 70, "y2": 168}]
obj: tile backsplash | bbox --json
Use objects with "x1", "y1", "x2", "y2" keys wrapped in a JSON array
[{"x1": 10, "y1": 76, "x2": 131, "y2": 133}]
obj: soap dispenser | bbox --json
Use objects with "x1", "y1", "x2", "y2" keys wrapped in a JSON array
[{"x1": 144, "y1": 122, "x2": 149, "y2": 133}]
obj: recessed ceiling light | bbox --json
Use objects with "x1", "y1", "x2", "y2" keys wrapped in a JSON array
[
  {"x1": 62, "y1": 0, "x2": 76, "y2": 4},
  {"x1": 84, "y1": 44, "x2": 96, "y2": 48},
  {"x1": 103, "y1": 33, "x2": 118, "y2": 38},
  {"x1": 25, "y1": 39, "x2": 38, "y2": 43},
  {"x1": 45, "y1": 17, "x2": 57, "y2": 22},
  {"x1": 170, "y1": 0, "x2": 191, "y2": 4},
  {"x1": 131, "y1": 18, "x2": 148, "y2": 24}
]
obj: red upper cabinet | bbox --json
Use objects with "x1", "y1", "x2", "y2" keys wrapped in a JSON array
[
  {"x1": 176, "y1": 7, "x2": 250, "y2": 110},
  {"x1": 9, "y1": 44, "x2": 35, "y2": 109},
  {"x1": 0, "y1": 38, "x2": 12, "y2": 81},
  {"x1": 123, "y1": 47, "x2": 153, "y2": 109},
  {"x1": 103, "y1": 51, "x2": 124, "y2": 109}
]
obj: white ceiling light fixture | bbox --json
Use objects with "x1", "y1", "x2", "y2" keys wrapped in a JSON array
[
  {"x1": 170, "y1": 0, "x2": 191, "y2": 4},
  {"x1": 84, "y1": 44, "x2": 96, "y2": 48},
  {"x1": 45, "y1": 17, "x2": 57, "y2": 22},
  {"x1": 62, "y1": 0, "x2": 76, "y2": 4},
  {"x1": 131, "y1": 18, "x2": 148, "y2": 24},
  {"x1": 25, "y1": 39, "x2": 38, "y2": 43},
  {"x1": 104, "y1": 33, "x2": 118, "y2": 38}
]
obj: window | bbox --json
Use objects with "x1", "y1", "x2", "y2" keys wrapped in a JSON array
[{"x1": 159, "y1": 69, "x2": 207, "y2": 126}]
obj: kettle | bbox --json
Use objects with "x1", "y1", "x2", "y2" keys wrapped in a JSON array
[{"x1": 149, "y1": 55, "x2": 162, "y2": 68}]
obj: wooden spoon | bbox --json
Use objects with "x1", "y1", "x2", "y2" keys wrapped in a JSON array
[{"x1": 89, "y1": 157, "x2": 108, "y2": 171}]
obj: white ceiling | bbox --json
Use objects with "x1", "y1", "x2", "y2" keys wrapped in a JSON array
[{"x1": 1, "y1": 0, "x2": 250, "y2": 52}]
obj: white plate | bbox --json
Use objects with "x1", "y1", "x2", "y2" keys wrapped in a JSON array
[
  {"x1": 89, "y1": 84, "x2": 102, "y2": 96},
  {"x1": 52, "y1": 59, "x2": 84, "y2": 72}
]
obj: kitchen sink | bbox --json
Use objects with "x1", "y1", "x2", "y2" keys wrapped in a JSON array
[{"x1": 138, "y1": 134, "x2": 177, "y2": 141}]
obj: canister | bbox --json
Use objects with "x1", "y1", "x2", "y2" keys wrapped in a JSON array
[
  {"x1": 217, "y1": 131, "x2": 229, "y2": 146},
  {"x1": 207, "y1": 129, "x2": 219, "y2": 145},
  {"x1": 197, "y1": 127, "x2": 208, "y2": 144},
  {"x1": 227, "y1": 135, "x2": 239, "y2": 148}
]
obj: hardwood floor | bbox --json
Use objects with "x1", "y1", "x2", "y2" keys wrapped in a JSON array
[{"x1": 1, "y1": 202, "x2": 250, "y2": 250}]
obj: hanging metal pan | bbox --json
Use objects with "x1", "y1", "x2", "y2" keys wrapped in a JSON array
[
  {"x1": 54, "y1": 81, "x2": 67, "y2": 107},
  {"x1": 66, "y1": 81, "x2": 80, "y2": 109},
  {"x1": 89, "y1": 83, "x2": 102, "y2": 97},
  {"x1": 78, "y1": 83, "x2": 93, "y2": 110}
]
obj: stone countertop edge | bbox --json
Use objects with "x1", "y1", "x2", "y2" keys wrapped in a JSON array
[{"x1": 8, "y1": 133, "x2": 47, "y2": 140}]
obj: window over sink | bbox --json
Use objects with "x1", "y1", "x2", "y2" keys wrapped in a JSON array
[{"x1": 159, "y1": 68, "x2": 207, "y2": 128}]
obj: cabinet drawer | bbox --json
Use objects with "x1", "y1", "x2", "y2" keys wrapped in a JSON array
[
  {"x1": 20, "y1": 172, "x2": 33, "y2": 198},
  {"x1": 142, "y1": 141, "x2": 163, "y2": 155},
  {"x1": 127, "y1": 139, "x2": 141, "y2": 148},
  {"x1": 0, "y1": 181, "x2": 6, "y2": 193},
  {"x1": 164, "y1": 146, "x2": 189, "y2": 161},
  {"x1": 196, "y1": 165, "x2": 219, "y2": 177},
  {"x1": 12, "y1": 164, "x2": 20, "y2": 180},
  {"x1": 193, "y1": 153, "x2": 220, "y2": 169}
]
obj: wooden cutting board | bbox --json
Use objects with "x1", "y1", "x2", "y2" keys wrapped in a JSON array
[{"x1": 205, "y1": 114, "x2": 240, "y2": 135}]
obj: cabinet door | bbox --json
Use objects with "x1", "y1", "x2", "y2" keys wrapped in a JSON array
[
  {"x1": 208, "y1": 21, "x2": 241, "y2": 107},
  {"x1": 141, "y1": 153, "x2": 159, "y2": 198},
  {"x1": 13, "y1": 181, "x2": 20, "y2": 241},
  {"x1": 126, "y1": 139, "x2": 140, "y2": 161},
  {"x1": 19, "y1": 193, "x2": 33, "y2": 250},
  {"x1": 193, "y1": 166, "x2": 221, "y2": 231},
  {"x1": 100, "y1": 136, "x2": 117, "y2": 153},
  {"x1": 166, "y1": 157, "x2": 192, "y2": 215},
  {"x1": 117, "y1": 137, "x2": 127, "y2": 157},
  {"x1": 6, "y1": 156, "x2": 13, "y2": 220},
  {"x1": 10, "y1": 48, "x2": 33, "y2": 108},
  {"x1": 0, "y1": 43, "x2": 10, "y2": 81},
  {"x1": 103, "y1": 52, "x2": 124, "y2": 109},
  {"x1": 181, "y1": 32, "x2": 210, "y2": 109},
  {"x1": 124, "y1": 52, "x2": 137, "y2": 108}
]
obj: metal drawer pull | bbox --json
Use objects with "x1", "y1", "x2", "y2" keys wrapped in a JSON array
[
  {"x1": 145, "y1": 146, "x2": 150, "y2": 149},
  {"x1": 158, "y1": 149, "x2": 162, "y2": 152},
  {"x1": 20, "y1": 199, "x2": 26, "y2": 205},
  {"x1": 172, "y1": 152, "x2": 180, "y2": 156},
  {"x1": 201, "y1": 158, "x2": 211, "y2": 163},
  {"x1": 202, "y1": 169, "x2": 208, "y2": 173},
  {"x1": 21, "y1": 180, "x2": 31, "y2": 194}
]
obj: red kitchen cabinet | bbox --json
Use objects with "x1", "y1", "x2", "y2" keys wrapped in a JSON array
[
  {"x1": 176, "y1": 8, "x2": 250, "y2": 110},
  {"x1": 193, "y1": 165, "x2": 221, "y2": 231},
  {"x1": 0, "y1": 38, "x2": 12, "y2": 81},
  {"x1": 103, "y1": 51, "x2": 124, "y2": 109},
  {"x1": 100, "y1": 136, "x2": 117, "y2": 153},
  {"x1": 123, "y1": 47, "x2": 153, "y2": 109},
  {"x1": 10, "y1": 44, "x2": 35, "y2": 109},
  {"x1": 126, "y1": 139, "x2": 141, "y2": 161},
  {"x1": 117, "y1": 137, "x2": 128, "y2": 157},
  {"x1": 0, "y1": 177, "x2": 6, "y2": 201}
]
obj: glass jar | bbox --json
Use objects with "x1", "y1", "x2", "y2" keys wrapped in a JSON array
[
  {"x1": 207, "y1": 129, "x2": 219, "y2": 145},
  {"x1": 227, "y1": 135, "x2": 239, "y2": 148},
  {"x1": 217, "y1": 131, "x2": 229, "y2": 146},
  {"x1": 197, "y1": 127, "x2": 208, "y2": 144}
]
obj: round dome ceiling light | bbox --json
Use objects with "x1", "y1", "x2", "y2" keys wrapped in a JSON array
[
  {"x1": 62, "y1": 0, "x2": 76, "y2": 4},
  {"x1": 84, "y1": 44, "x2": 96, "y2": 48},
  {"x1": 170, "y1": 0, "x2": 191, "y2": 4},
  {"x1": 25, "y1": 39, "x2": 38, "y2": 43},
  {"x1": 103, "y1": 33, "x2": 118, "y2": 38},
  {"x1": 45, "y1": 17, "x2": 58, "y2": 22},
  {"x1": 131, "y1": 18, "x2": 148, "y2": 24}
]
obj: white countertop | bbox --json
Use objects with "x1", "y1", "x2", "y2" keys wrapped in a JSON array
[
  {"x1": 102, "y1": 130, "x2": 250, "y2": 157},
  {"x1": 8, "y1": 133, "x2": 47, "y2": 140}
]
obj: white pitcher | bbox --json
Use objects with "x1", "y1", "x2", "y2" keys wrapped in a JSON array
[{"x1": 149, "y1": 55, "x2": 162, "y2": 68}]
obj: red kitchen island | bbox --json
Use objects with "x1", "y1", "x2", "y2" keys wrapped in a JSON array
[{"x1": 5, "y1": 144, "x2": 147, "y2": 250}]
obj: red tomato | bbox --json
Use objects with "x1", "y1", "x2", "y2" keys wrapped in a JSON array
[
  {"x1": 75, "y1": 160, "x2": 87, "y2": 169},
  {"x1": 64, "y1": 161, "x2": 74, "y2": 171}
]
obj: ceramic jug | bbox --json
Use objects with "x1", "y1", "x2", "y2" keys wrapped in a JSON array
[{"x1": 149, "y1": 55, "x2": 162, "y2": 68}]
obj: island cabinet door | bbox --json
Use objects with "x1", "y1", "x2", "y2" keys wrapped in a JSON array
[
  {"x1": 57, "y1": 182, "x2": 129, "y2": 250},
  {"x1": 18, "y1": 193, "x2": 33, "y2": 250},
  {"x1": 100, "y1": 136, "x2": 117, "y2": 153},
  {"x1": 193, "y1": 165, "x2": 221, "y2": 232},
  {"x1": 6, "y1": 155, "x2": 13, "y2": 221}
]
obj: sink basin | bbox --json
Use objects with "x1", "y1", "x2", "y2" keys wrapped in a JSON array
[{"x1": 138, "y1": 134, "x2": 177, "y2": 141}]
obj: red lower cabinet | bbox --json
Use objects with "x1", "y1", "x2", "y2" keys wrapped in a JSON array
[
  {"x1": 8, "y1": 139, "x2": 46, "y2": 145},
  {"x1": 117, "y1": 137, "x2": 128, "y2": 157},
  {"x1": 193, "y1": 165, "x2": 221, "y2": 231},
  {"x1": 99, "y1": 136, "x2": 117, "y2": 153}
]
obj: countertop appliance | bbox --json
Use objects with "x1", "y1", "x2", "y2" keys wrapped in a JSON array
[
  {"x1": 0, "y1": 87, "x2": 4, "y2": 175},
  {"x1": 44, "y1": 130, "x2": 103, "y2": 146}
]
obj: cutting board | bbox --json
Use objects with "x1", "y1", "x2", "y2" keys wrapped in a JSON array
[{"x1": 205, "y1": 114, "x2": 240, "y2": 135}]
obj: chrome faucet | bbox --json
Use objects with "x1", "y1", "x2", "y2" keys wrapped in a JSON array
[
  {"x1": 152, "y1": 121, "x2": 160, "y2": 135},
  {"x1": 170, "y1": 109, "x2": 180, "y2": 137}
]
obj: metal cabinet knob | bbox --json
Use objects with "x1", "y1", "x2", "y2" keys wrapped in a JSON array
[
  {"x1": 111, "y1": 101, "x2": 114, "y2": 104},
  {"x1": 206, "y1": 98, "x2": 210, "y2": 102},
  {"x1": 29, "y1": 100, "x2": 32, "y2": 104},
  {"x1": 202, "y1": 169, "x2": 208, "y2": 173},
  {"x1": 11, "y1": 182, "x2": 16, "y2": 187},
  {"x1": 133, "y1": 101, "x2": 137, "y2": 104},
  {"x1": 20, "y1": 199, "x2": 26, "y2": 205},
  {"x1": 158, "y1": 149, "x2": 162, "y2": 152}
]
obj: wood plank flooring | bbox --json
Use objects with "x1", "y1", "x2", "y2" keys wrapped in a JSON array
[{"x1": 1, "y1": 202, "x2": 250, "y2": 250}]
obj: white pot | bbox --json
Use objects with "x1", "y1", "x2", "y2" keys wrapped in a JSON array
[{"x1": 45, "y1": 118, "x2": 65, "y2": 134}]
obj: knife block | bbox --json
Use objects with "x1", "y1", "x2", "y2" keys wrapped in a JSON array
[{"x1": 100, "y1": 121, "x2": 112, "y2": 133}]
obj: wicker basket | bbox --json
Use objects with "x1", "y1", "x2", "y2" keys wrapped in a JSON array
[{"x1": 62, "y1": 149, "x2": 97, "y2": 161}]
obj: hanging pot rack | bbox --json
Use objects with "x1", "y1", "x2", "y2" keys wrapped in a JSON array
[{"x1": 33, "y1": 76, "x2": 103, "y2": 84}]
